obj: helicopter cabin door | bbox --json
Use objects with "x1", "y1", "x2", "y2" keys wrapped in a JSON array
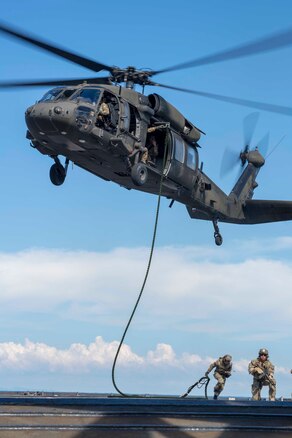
[{"x1": 166, "y1": 131, "x2": 198, "y2": 189}]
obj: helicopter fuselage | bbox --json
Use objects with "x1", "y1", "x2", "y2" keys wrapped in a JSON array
[
  {"x1": 25, "y1": 86, "x2": 186, "y2": 191},
  {"x1": 25, "y1": 82, "x2": 291, "y2": 247},
  {"x1": 26, "y1": 85, "x2": 241, "y2": 216}
]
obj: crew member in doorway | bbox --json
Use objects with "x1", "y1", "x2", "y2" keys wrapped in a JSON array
[
  {"x1": 248, "y1": 348, "x2": 276, "y2": 401},
  {"x1": 147, "y1": 134, "x2": 159, "y2": 164},
  {"x1": 205, "y1": 354, "x2": 233, "y2": 399},
  {"x1": 97, "y1": 101, "x2": 110, "y2": 128},
  {"x1": 142, "y1": 133, "x2": 159, "y2": 165}
]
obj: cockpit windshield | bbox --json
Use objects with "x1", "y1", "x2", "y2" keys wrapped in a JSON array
[
  {"x1": 70, "y1": 88, "x2": 101, "y2": 105},
  {"x1": 39, "y1": 87, "x2": 65, "y2": 102}
]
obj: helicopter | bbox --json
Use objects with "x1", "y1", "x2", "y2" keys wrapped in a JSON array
[{"x1": 2, "y1": 22, "x2": 292, "y2": 246}]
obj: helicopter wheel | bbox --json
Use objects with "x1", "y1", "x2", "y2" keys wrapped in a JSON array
[
  {"x1": 49, "y1": 163, "x2": 66, "y2": 186},
  {"x1": 131, "y1": 162, "x2": 148, "y2": 186},
  {"x1": 214, "y1": 233, "x2": 223, "y2": 246}
]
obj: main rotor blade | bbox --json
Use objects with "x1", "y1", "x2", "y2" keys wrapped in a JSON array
[
  {"x1": 243, "y1": 112, "x2": 259, "y2": 147},
  {"x1": 0, "y1": 77, "x2": 111, "y2": 89},
  {"x1": 153, "y1": 82, "x2": 292, "y2": 116},
  {"x1": 153, "y1": 27, "x2": 292, "y2": 75},
  {"x1": 0, "y1": 22, "x2": 114, "y2": 74}
]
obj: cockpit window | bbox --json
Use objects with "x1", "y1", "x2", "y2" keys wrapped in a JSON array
[
  {"x1": 39, "y1": 87, "x2": 65, "y2": 102},
  {"x1": 59, "y1": 88, "x2": 76, "y2": 99},
  {"x1": 70, "y1": 88, "x2": 101, "y2": 105}
]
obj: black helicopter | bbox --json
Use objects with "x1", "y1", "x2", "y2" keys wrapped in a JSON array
[{"x1": 2, "y1": 22, "x2": 292, "y2": 246}]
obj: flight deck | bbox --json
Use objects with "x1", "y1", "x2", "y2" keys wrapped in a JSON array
[{"x1": 0, "y1": 392, "x2": 291, "y2": 437}]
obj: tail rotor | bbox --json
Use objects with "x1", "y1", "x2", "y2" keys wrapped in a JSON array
[{"x1": 221, "y1": 112, "x2": 268, "y2": 177}]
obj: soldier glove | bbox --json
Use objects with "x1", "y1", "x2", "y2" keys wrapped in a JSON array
[{"x1": 254, "y1": 367, "x2": 264, "y2": 376}]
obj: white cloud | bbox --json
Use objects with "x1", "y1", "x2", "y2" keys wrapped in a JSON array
[
  {"x1": 0, "y1": 337, "x2": 141, "y2": 372},
  {"x1": 0, "y1": 336, "x2": 290, "y2": 375},
  {"x1": 146, "y1": 343, "x2": 177, "y2": 365},
  {"x1": 0, "y1": 243, "x2": 291, "y2": 339}
]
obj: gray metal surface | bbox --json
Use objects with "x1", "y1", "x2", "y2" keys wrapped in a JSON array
[{"x1": 0, "y1": 392, "x2": 291, "y2": 437}]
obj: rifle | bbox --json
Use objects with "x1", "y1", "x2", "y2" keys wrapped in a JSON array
[{"x1": 255, "y1": 367, "x2": 275, "y2": 385}]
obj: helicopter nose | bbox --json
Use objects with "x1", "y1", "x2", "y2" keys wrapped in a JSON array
[
  {"x1": 25, "y1": 102, "x2": 75, "y2": 138},
  {"x1": 25, "y1": 103, "x2": 58, "y2": 135}
]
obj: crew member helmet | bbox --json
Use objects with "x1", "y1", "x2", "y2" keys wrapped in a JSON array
[
  {"x1": 223, "y1": 354, "x2": 232, "y2": 363},
  {"x1": 258, "y1": 348, "x2": 269, "y2": 357}
]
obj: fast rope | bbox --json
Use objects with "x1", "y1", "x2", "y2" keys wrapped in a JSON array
[
  {"x1": 180, "y1": 375, "x2": 210, "y2": 399},
  {"x1": 111, "y1": 130, "x2": 169, "y2": 397}
]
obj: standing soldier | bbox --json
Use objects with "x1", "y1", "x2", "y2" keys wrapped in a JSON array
[
  {"x1": 248, "y1": 348, "x2": 276, "y2": 401},
  {"x1": 205, "y1": 354, "x2": 232, "y2": 399}
]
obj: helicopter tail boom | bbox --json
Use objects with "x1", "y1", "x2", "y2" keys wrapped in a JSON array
[
  {"x1": 243, "y1": 199, "x2": 292, "y2": 224},
  {"x1": 187, "y1": 199, "x2": 292, "y2": 226}
]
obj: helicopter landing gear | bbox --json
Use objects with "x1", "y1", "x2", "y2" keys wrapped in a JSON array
[
  {"x1": 131, "y1": 162, "x2": 148, "y2": 186},
  {"x1": 212, "y1": 219, "x2": 223, "y2": 246},
  {"x1": 49, "y1": 157, "x2": 69, "y2": 186}
]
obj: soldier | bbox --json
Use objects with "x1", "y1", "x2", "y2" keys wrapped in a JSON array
[
  {"x1": 147, "y1": 134, "x2": 159, "y2": 164},
  {"x1": 99, "y1": 102, "x2": 110, "y2": 117},
  {"x1": 205, "y1": 354, "x2": 232, "y2": 399},
  {"x1": 248, "y1": 348, "x2": 276, "y2": 401},
  {"x1": 96, "y1": 101, "x2": 111, "y2": 129},
  {"x1": 142, "y1": 133, "x2": 159, "y2": 165}
]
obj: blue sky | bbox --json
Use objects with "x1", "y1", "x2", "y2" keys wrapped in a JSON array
[{"x1": 0, "y1": 0, "x2": 291, "y2": 398}]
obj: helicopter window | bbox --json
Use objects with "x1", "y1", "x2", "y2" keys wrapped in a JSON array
[
  {"x1": 174, "y1": 135, "x2": 185, "y2": 163},
  {"x1": 71, "y1": 88, "x2": 101, "y2": 105},
  {"x1": 39, "y1": 87, "x2": 65, "y2": 102},
  {"x1": 186, "y1": 146, "x2": 197, "y2": 170},
  {"x1": 59, "y1": 88, "x2": 76, "y2": 99}
]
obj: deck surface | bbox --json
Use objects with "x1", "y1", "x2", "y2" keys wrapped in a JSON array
[{"x1": 0, "y1": 392, "x2": 291, "y2": 437}]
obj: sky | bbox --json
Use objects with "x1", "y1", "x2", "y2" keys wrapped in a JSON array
[{"x1": 0, "y1": 0, "x2": 291, "y2": 399}]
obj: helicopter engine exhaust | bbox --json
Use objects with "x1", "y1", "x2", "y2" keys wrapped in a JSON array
[{"x1": 148, "y1": 93, "x2": 201, "y2": 144}]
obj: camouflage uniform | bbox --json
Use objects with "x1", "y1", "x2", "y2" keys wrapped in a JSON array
[
  {"x1": 205, "y1": 355, "x2": 232, "y2": 399},
  {"x1": 147, "y1": 135, "x2": 159, "y2": 163},
  {"x1": 142, "y1": 132, "x2": 159, "y2": 165},
  {"x1": 99, "y1": 102, "x2": 110, "y2": 116},
  {"x1": 97, "y1": 102, "x2": 110, "y2": 128},
  {"x1": 248, "y1": 349, "x2": 276, "y2": 401}
]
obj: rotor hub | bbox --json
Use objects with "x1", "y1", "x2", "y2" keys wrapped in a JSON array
[{"x1": 110, "y1": 67, "x2": 154, "y2": 87}]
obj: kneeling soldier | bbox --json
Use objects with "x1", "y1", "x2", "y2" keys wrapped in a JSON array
[
  {"x1": 248, "y1": 348, "x2": 276, "y2": 401},
  {"x1": 205, "y1": 354, "x2": 232, "y2": 399}
]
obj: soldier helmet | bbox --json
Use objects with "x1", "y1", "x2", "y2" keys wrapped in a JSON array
[
  {"x1": 223, "y1": 354, "x2": 232, "y2": 363},
  {"x1": 258, "y1": 348, "x2": 269, "y2": 357}
]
